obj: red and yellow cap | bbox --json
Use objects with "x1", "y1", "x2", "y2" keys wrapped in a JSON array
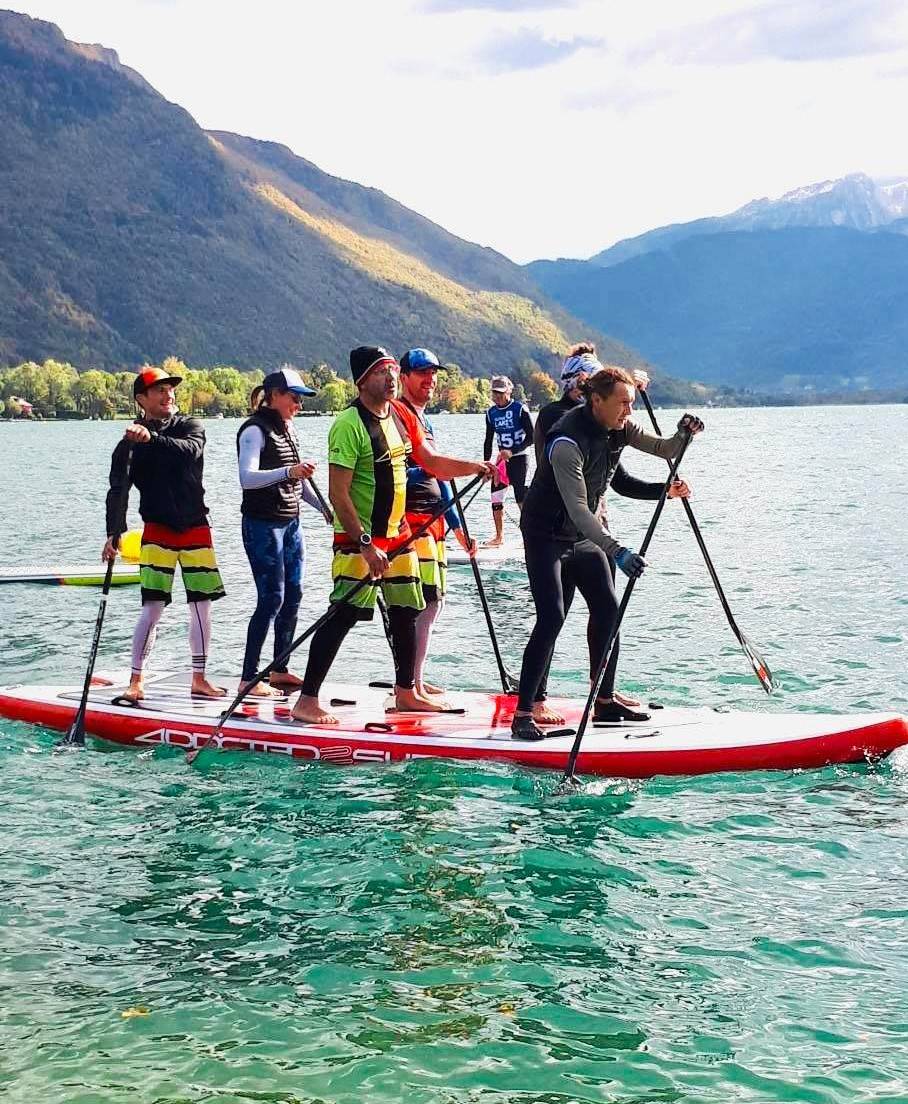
[{"x1": 133, "y1": 366, "x2": 183, "y2": 397}]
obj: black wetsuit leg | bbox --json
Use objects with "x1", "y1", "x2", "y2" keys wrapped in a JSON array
[
  {"x1": 299, "y1": 604, "x2": 360, "y2": 698},
  {"x1": 516, "y1": 537, "x2": 576, "y2": 713},
  {"x1": 506, "y1": 454, "x2": 528, "y2": 505},
  {"x1": 386, "y1": 605, "x2": 418, "y2": 690},
  {"x1": 533, "y1": 587, "x2": 577, "y2": 703},
  {"x1": 570, "y1": 542, "x2": 620, "y2": 693}
]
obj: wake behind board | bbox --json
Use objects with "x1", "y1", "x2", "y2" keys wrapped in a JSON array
[
  {"x1": 1, "y1": 670, "x2": 906, "y2": 778},
  {"x1": 0, "y1": 563, "x2": 140, "y2": 586}
]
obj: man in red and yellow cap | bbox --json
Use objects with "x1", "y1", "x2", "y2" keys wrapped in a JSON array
[{"x1": 102, "y1": 366, "x2": 226, "y2": 704}]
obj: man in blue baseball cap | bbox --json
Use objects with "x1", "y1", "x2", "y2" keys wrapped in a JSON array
[{"x1": 398, "y1": 348, "x2": 477, "y2": 701}]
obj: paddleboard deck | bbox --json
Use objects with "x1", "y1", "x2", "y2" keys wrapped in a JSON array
[
  {"x1": 447, "y1": 542, "x2": 521, "y2": 567},
  {"x1": 0, "y1": 564, "x2": 140, "y2": 586},
  {"x1": 1, "y1": 670, "x2": 906, "y2": 778}
]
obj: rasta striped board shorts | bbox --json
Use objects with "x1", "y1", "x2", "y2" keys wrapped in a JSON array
[
  {"x1": 140, "y1": 522, "x2": 226, "y2": 606},
  {"x1": 409, "y1": 515, "x2": 447, "y2": 603},
  {"x1": 330, "y1": 545, "x2": 425, "y2": 620}
]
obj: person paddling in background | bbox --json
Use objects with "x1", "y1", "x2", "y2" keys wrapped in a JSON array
[
  {"x1": 512, "y1": 366, "x2": 704, "y2": 741},
  {"x1": 483, "y1": 375, "x2": 534, "y2": 547},
  {"x1": 531, "y1": 345, "x2": 662, "y2": 718},
  {"x1": 102, "y1": 366, "x2": 226, "y2": 704},
  {"x1": 291, "y1": 346, "x2": 495, "y2": 725},
  {"x1": 236, "y1": 368, "x2": 331, "y2": 698},
  {"x1": 398, "y1": 347, "x2": 477, "y2": 701}
]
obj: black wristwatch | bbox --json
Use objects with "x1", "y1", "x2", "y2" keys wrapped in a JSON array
[{"x1": 358, "y1": 532, "x2": 373, "y2": 549}]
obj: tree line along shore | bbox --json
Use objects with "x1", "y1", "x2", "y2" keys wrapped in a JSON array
[
  {"x1": 0, "y1": 356, "x2": 562, "y2": 419},
  {"x1": 2, "y1": 357, "x2": 904, "y2": 420}
]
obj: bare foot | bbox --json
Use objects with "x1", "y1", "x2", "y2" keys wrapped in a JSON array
[
  {"x1": 614, "y1": 690, "x2": 642, "y2": 708},
  {"x1": 269, "y1": 671, "x2": 304, "y2": 690},
  {"x1": 482, "y1": 538, "x2": 503, "y2": 548},
  {"x1": 394, "y1": 687, "x2": 448, "y2": 713},
  {"x1": 240, "y1": 680, "x2": 277, "y2": 698},
  {"x1": 532, "y1": 702, "x2": 565, "y2": 725},
  {"x1": 421, "y1": 681, "x2": 446, "y2": 696},
  {"x1": 191, "y1": 677, "x2": 227, "y2": 699},
  {"x1": 291, "y1": 694, "x2": 338, "y2": 724},
  {"x1": 123, "y1": 680, "x2": 145, "y2": 703}
]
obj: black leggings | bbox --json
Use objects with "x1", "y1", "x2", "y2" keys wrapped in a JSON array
[
  {"x1": 300, "y1": 603, "x2": 419, "y2": 697},
  {"x1": 517, "y1": 537, "x2": 619, "y2": 714}
]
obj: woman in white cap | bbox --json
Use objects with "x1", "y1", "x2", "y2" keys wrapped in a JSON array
[{"x1": 236, "y1": 368, "x2": 328, "y2": 697}]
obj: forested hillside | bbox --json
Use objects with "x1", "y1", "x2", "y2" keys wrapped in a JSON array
[{"x1": 0, "y1": 10, "x2": 672, "y2": 392}]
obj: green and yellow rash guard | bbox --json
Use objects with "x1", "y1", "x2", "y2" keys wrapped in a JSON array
[{"x1": 327, "y1": 399, "x2": 425, "y2": 551}]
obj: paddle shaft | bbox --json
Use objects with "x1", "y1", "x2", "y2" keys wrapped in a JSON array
[
  {"x1": 638, "y1": 390, "x2": 773, "y2": 693},
  {"x1": 382, "y1": 481, "x2": 483, "y2": 671},
  {"x1": 306, "y1": 477, "x2": 333, "y2": 524},
  {"x1": 62, "y1": 444, "x2": 134, "y2": 746},
  {"x1": 445, "y1": 481, "x2": 481, "y2": 535},
  {"x1": 562, "y1": 433, "x2": 692, "y2": 781},
  {"x1": 450, "y1": 478, "x2": 517, "y2": 694},
  {"x1": 187, "y1": 474, "x2": 485, "y2": 763}
]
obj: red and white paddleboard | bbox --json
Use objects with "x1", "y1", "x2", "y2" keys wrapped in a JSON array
[{"x1": 1, "y1": 670, "x2": 906, "y2": 778}]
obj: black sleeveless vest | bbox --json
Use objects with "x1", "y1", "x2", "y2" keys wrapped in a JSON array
[
  {"x1": 237, "y1": 407, "x2": 301, "y2": 521},
  {"x1": 521, "y1": 404, "x2": 627, "y2": 543}
]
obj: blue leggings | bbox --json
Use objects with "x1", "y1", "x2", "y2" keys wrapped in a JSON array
[{"x1": 241, "y1": 516, "x2": 304, "y2": 681}]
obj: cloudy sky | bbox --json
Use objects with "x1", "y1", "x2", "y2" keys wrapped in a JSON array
[{"x1": 11, "y1": 0, "x2": 908, "y2": 261}]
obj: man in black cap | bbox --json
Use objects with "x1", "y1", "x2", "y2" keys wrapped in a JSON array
[
  {"x1": 102, "y1": 366, "x2": 226, "y2": 705},
  {"x1": 291, "y1": 346, "x2": 494, "y2": 724}
]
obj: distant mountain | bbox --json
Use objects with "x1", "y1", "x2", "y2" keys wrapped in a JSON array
[
  {"x1": 0, "y1": 9, "x2": 663, "y2": 389},
  {"x1": 589, "y1": 173, "x2": 908, "y2": 269},
  {"x1": 527, "y1": 173, "x2": 908, "y2": 394},
  {"x1": 529, "y1": 226, "x2": 908, "y2": 392}
]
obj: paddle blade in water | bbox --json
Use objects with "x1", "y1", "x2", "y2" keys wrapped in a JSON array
[
  {"x1": 55, "y1": 722, "x2": 86, "y2": 751},
  {"x1": 742, "y1": 632, "x2": 776, "y2": 694}
]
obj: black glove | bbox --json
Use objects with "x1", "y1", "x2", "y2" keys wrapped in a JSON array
[
  {"x1": 678, "y1": 413, "x2": 704, "y2": 435},
  {"x1": 615, "y1": 547, "x2": 647, "y2": 579}
]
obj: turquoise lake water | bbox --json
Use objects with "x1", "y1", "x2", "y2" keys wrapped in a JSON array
[{"x1": 1, "y1": 406, "x2": 906, "y2": 1102}]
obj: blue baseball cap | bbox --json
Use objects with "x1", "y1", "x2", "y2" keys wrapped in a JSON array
[
  {"x1": 399, "y1": 348, "x2": 447, "y2": 373},
  {"x1": 263, "y1": 367, "x2": 316, "y2": 396}
]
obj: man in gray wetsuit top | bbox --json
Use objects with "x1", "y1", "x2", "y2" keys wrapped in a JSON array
[{"x1": 512, "y1": 366, "x2": 704, "y2": 741}]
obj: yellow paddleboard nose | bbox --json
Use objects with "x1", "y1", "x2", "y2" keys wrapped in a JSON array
[{"x1": 119, "y1": 530, "x2": 142, "y2": 562}]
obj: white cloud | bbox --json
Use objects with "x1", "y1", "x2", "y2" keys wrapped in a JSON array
[{"x1": 8, "y1": 0, "x2": 908, "y2": 262}]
